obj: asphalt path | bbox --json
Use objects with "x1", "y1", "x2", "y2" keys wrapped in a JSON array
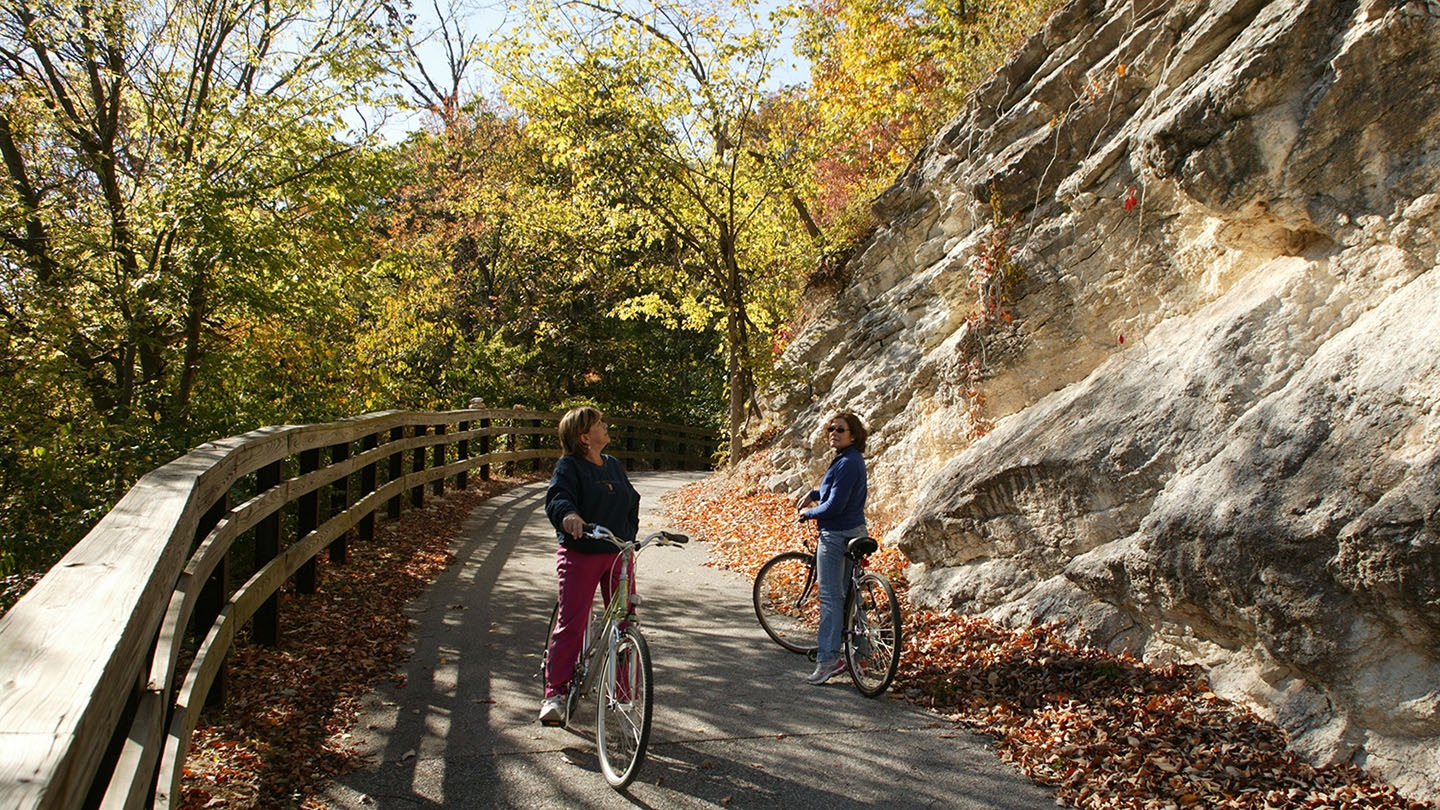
[{"x1": 317, "y1": 471, "x2": 1058, "y2": 809}]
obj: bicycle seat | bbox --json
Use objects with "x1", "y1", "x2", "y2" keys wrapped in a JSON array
[{"x1": 846, "y1": 536, "x2": 879, "y2": 557}]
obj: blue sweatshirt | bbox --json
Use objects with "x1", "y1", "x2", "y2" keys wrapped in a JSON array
[
  {"x1": 545, "y1": 454, "x2": 641, "y2": 553},
  {"x1": 801, "y1": 446, "x2": 867, "y2": 531}
]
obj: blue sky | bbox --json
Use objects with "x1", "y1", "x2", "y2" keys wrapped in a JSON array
[{"x1": 368, "y1": 0, "x2": 809, "y2": 140}]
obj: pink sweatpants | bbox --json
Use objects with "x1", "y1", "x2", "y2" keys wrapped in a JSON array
[{"x1": 544, "y1": 545, "x2": 632, "y2": 698}]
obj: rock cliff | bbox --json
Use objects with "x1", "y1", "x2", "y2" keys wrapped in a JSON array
[{"x1": 757, "y1": 0, "x2": 1440, "y2": 799}]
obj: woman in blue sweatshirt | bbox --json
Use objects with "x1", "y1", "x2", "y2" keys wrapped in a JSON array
[
  {"x1": 539, "y1": 407, "x2": 641, "y2": 725},
  {"x1": 794, "y1": 411, "x2": 869, "y2": 684}
]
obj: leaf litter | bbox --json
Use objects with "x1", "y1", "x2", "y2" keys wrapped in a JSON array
[
  {"x1": 180, "y1": 474, "x2": 543, "y2": 810},
  {"x1": 661, "y1": 464, "x2": 1434, "y2": 810}
]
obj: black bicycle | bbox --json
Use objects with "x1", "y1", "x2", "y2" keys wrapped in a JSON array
[{"x1": 752, "y1": 530, "x2": 902, "y2": 696}]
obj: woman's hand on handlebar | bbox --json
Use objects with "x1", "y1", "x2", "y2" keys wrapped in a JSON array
[{"x1": 562, "y1": 512, "x2": 586, "y2": 538}]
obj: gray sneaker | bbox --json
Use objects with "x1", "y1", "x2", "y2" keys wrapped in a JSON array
[
  {"x1": 539, "y1": 695, "x2": 567, "y2": 726},
  {"x1": 805, "y1": 659, "x2": 846, "y2": 685}
]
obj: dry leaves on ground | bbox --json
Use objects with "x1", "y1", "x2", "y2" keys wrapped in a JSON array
[
  {"x1": 180, "y1": 474, "x2": 543, "y2": 810},
  {"x1": 180, "y1": 465, "x2": 1433, "y2": 810},
  {"x1": 662, "y1": 474, "x2": 1434, "y2": 810}
]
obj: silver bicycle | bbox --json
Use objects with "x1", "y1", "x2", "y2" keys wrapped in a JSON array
[{"x1": 541, "y1": 525, "x2": 688, "y2": 789}]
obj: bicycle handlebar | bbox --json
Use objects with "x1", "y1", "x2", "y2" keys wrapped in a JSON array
[{"x1": 582, "y1": 524, "x2": 689, "y2": 550}]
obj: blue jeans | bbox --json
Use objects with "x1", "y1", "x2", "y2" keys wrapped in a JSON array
[{"x1": 816, "y1": 524, "x2": 868, "y2": 663}]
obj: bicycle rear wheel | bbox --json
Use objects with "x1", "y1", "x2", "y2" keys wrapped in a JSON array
[
  {"x1": 753, "y1": 551, "x2": 820, "y2": 654},
  {"x1": 596, "y1": 625, "x2": 653, "y2": 789},
  {"x1": 845, "y1": 572, "x2": 902, "y2": 697}
]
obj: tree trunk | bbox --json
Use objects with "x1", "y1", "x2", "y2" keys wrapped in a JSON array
[{"x1": 723, "y1": 228, "x2": 745, "y2": 464}]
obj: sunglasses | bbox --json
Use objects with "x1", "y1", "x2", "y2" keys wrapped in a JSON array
[{"x1": 826, "y1": 425, "x2": 848, "y2": 434}]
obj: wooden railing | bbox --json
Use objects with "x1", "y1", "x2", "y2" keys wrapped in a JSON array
[{"x1": 0, "y1": 408, "x2": 716, "y2": 810}]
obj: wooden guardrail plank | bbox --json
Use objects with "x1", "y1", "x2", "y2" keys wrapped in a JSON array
[
  {"x1": 99, "y1": 692, "x2": 166, "y2": 810},
  {"x1": 1, "y1": 734, "x2": 62, "y2": 809},
  {"x1": 0, "y1": 459, "x2": 200, "y2": 810}
]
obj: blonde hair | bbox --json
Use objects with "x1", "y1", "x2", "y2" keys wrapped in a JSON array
[{"x1": 558, "y1": 407, "x2": 603, "y2": 455}]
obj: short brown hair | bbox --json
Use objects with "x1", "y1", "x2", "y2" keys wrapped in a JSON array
[
  {"x1": 831, "y1": 411, "x2": 868, "y2": 453},
  {"x1": 558, "y1": 407, "x2": 603, "y2": 456}
]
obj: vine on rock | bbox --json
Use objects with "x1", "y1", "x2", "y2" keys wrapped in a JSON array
[
  {"x1": 969, "y1": 189, "x2": 1024, "y2": 331},
  {"x1": 950, "y1": 187, "x2": 1025, "y2": 440}
]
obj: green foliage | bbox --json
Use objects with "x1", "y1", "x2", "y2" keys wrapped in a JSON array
[
  {"x1": 487, "y1": 0, "x2": 816, "y2": 457},
  {"x1": 0, "y1": 0, "x2": 405, "y2": 571},
  {"x1": 360, "y1": 100, "x2": 728, "y2": 429}
]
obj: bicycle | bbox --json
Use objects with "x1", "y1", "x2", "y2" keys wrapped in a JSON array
[
  {"x1": 752, "y1": 527, "x2": 902, "y2": 697},
  {"x1": 541, "y1": 524, "x2": 689, "y2": 789}
]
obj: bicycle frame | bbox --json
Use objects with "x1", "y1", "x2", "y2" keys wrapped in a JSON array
[
  {"x1": 571, "y1": 543, "x2": 638, "y2": 700},
  {"x1": 808, "y1": 535, "x2": 876, "y2": 651}
]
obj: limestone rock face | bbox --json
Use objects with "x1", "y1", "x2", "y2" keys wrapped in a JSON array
[{"x1": 760, "y1": 0, "x2": 1440, "y2": 798}]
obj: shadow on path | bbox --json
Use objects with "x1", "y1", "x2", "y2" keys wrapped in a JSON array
[{"x1": 317, "y1": 472, "x2": 1057, "y2": 810}]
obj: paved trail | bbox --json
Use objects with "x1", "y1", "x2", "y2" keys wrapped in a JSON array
[{"x1": 317, "y1": 472, "x2": 1058, "y2": 809}]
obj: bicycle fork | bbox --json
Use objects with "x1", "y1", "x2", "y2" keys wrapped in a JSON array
[{"x1": 579, "y1": 554, "x2": 638, "y2": 699}]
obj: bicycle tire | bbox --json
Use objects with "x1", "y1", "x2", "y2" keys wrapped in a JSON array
[
  {"x1": 845, "y1": 572, "x2": 902, "y2": 697},
  {"x1": 753, "y1": 551, "x2": 821, "y2": 654},
  {"x1": 596, "y1": 625, "x2": 653, "y2": 789}
]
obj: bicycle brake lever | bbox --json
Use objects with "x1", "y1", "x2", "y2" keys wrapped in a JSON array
[{"x1": 582, "y1": 524, "x2": 617, "y2": 541}]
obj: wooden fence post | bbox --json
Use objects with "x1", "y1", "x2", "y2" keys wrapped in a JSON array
[
  {"x1": 457, "y1": 420, "x2": 469, "y2": 490},
  {"x1": 432, "y1": 423, "x2": 446, "y2": 497},
  {"x1": 329, "y1": 441, "x2": 350, "y2": 564},
  {"x1": 388, "y1": 426, "x2": 404, "y2": 520},
  {"x1": 411, "y1": 425, "x2": 426, "y2": 508},
  {"x1": 530, "y1": 417, "x2": 542, "y2": 471},
  {"x1": 195, "y1": 494, "x2": 229, "y2": 707},
  {"x1": 502, "y1": 412, "x2": 515, "y2": 477},
  {"x1": 296, "y1": 448, "x2": 321, "y2": 594},
  {"x1": 479, "y1": 416, "x2": 491, "y2": 481},
  {"x1": 360, "y1": 432, "x2": 379, "y2": 542},
  {"x1": 254, "y1": 460, "x2": 282, "y2": 646}
]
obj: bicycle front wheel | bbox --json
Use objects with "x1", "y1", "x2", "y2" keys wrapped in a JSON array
[
  {"x1": 596, "y1": 625, "x2": 653, "y2": 789},
  {"x1": 845, "y1": 572, "x2": 902, "y2": 697},
  {"x1": 753, "y1": 551, "x2": 820, "y2": 654}
]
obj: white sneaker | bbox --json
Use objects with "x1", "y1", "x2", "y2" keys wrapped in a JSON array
[
  {"x1": 806, "y1": 659, "x2": 846, "y2": 685},
  {"x1": 539, "y1": 695, "x2": 567, "y2": 726}
]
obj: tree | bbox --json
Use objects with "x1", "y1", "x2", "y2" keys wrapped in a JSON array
[
  {"x1": 0, "y1": 0, "x2": 404, "y2": 567},
  {"x1": 491, "y1": 0, "x2": 816, "y2": 461},
  {"x1": 365, "y1": 92, "x2": 729, "y2": 424},
  {"x1": 793, "y1": 0, "x2": 1063, "y2": 237}
]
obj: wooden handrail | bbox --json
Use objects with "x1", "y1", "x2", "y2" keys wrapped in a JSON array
[{"x1": 0, "y1": 408, "x2": 716, "y2": 810}]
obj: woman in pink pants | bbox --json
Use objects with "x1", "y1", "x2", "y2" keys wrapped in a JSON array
[{"x1": 539, "y1": 407, "x2": 640, "y2": 726}]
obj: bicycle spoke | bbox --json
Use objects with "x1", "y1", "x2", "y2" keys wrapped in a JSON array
[
  {"x1": 596, "y1": 626, "x2": 653, "y2": 789},
  {"x1": 846, "y1": 573, "x2": 902, "y2": 697},
  {"x1": 754, "y1": 552, "x2": 820, "y2": 654}
]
